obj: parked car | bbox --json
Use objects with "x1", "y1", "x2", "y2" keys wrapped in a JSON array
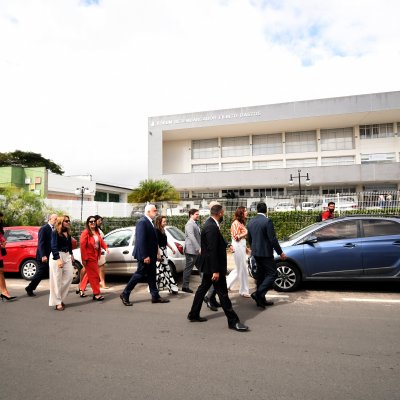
[
  {"x1": 72, "y1": 225, "x2": 186, "y2": 283},
  {"x1": 296, "y1": 202, "x2": 315, "y2": 211},
  {"x1": 273, "y1": 216, "x2": 400, "y2": 292},
  {"x1": 313, "y1": 196, "x2": 358, "y2": 211},
  {"x1": 274, "y1": 202, "x2": 295, "y2": 212},
  {"x1": 2, "y1": 226, "x2": 77, "y2": 280}
]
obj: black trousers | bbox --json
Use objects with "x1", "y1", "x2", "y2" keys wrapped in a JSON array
[
  {"x1": 26, "y1": 259, "x2": 49, "y2": 291},
  {"x1": 189, "y1": 273, "x2": 239, "y2": 328}
]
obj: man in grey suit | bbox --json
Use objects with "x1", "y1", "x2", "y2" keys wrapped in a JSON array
[
  {"x1": 247, "y1": 202, "x2": 287, "y2": 309},
  {"x1": 182, "y1": 209, "x2": 201, "y2": 293}
]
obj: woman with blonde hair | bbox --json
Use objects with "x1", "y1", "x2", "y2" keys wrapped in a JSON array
[
  {"x1": 49, "y1": 215, "x2": 74, "y2": 310},
  {"x1": 227, "y1": 206, "x2": 250, "y2": 297}
]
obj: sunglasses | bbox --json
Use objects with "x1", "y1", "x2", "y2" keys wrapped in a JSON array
[
  {"x1": 89, "y1": 220, "x2": 96, "y2": 223},
  {"x1": 64, "y1": 220, "x2": 70, "y2": 223}
]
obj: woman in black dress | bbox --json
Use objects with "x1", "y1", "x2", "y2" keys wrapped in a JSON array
[{"x1": 154, "y1": 216, "x2": 179, "y2": 295}]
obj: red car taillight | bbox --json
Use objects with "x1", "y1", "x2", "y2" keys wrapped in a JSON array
[{"x1": 174, "y1": 242, "x2": 184, "y2": 255}]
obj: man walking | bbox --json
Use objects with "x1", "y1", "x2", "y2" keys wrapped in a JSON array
[
  {"x1": 247, "y1": 202, "x2": 287, "y2": 309},
  {"x1": 182, "y1": 209, "x2": 201, "y2": 293},
  {"x1": 187, "y1": 204, "x2": 248, "y2": 332},
  {"x1": 25, "y1": 213, "x2": 58, "y2": 297},
  {"x1": 120, "y1": 204, "x2": 169, "y2": 306},
  {"x1": 322, "y1": 202, "x2": 335, "y2": 221}
]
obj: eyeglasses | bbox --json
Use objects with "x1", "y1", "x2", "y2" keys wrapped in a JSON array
[
  {"x1": 64, "y1": 220, "x2": 70, "y2": 223},
  {"x1": 89, "y1": 220, "x2": 96, "y2": 223}
]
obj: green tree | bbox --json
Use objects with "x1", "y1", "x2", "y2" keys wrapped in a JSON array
[
  {"x1": 0, "y1": 187, "x2": 56, "y2": 226},
  {"x1": 0, "y1": 150, "x2": 64, "y2": 175},
  {"x1": 128, "y1": 179, "x2": 180, "y2": 203}
]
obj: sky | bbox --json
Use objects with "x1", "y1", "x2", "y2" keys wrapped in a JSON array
[{"x1": 1, "y1": 0, "x2": 400, "y2": 188}]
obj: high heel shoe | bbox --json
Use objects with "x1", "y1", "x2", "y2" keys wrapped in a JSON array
[
  {"x1": 1, "y1": 294, "x2": 17, "y2": 301},
  {"x1": 93, "y1": 295, "x2": 104, "y2": 301}
]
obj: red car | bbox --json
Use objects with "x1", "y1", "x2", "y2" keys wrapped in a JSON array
[{"x1": 2, "y1": 226, "x2": 77, "y2": 280}]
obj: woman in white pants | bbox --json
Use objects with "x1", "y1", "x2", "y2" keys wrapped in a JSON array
[
  {"x1": 49, "y1": 215, "x2": 74, "y2": 311},
  {"x1": 227, "y1": 207, "x2": 250, "y2": 297}
]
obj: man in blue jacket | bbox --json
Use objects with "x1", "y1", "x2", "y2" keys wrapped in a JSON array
[
  {"x1": 25, "y1": 214, "x2": 57, "y2": 297},
  {"x1": 120, "y1": 204, "x2": 169, "y2": 306},
  {"x1": 247, "y1": 202, "x2": 287, "y2": 309}
]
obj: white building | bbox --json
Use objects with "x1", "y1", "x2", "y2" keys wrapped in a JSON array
[{"x1": 148, "y1": 91, "x2": 400, "y2": 201}]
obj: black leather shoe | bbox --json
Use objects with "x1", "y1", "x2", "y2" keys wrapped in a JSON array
[
  {"x1": 263, "y1": 299, "x2": 274, "y2": 306},
  {"x1": 209, "y1": 296, "x2": 221, "y2": 308},
  {"x1": 229, "y1": 322, "x2": 249, "y2": 332},
  {"x1": 204, "y1": 296, "x2": 218, "y2": 311},
  {"x1": 119, "y1": 294, "x2": 133, "y2": 306},
  {"x1": 187, "y1": 314, "x2": 207, "y2": 322},
  {"x1": 181, "y1": 287, "x2": 193, "y2": 293},
  {"x1": 152, "y1": 297, "x2": 170, "y2": 303},
  {"x1": 25, "y1": 287, "x2": 36, "y2": 297},
  {"x1": 251, "y1": 292, "x2": 265, "y2": 309}
]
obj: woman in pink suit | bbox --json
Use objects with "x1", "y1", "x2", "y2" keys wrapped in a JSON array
[{"x1": 79, "y1": 216, "x2": 108, "y2": 301}]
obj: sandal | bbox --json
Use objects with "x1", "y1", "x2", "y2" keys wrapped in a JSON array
[
  {"x1": 78, "y1": 290, "x2": 87, "y2": 298},
  {"x1": 55, "y1": 304, "x2": 64, "y2": 311},
  {"x1": 92, "y1": 295, "x2": 105, "y2": 301}
]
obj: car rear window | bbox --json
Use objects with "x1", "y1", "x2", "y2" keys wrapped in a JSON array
[
  {"x1": 5, "y1": 230, "x2": 34, "y2": 242},
  {"x1": 362, "y1": 219, "x2": 400, "y2": 237},
  {"x1": 166, "y1": 226, "x2": 185, "y2": 241}
]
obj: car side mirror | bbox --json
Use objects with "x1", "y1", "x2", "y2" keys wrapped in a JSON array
[{"x1": 302, "y1": 235, "x2": 318, "y2": 244}]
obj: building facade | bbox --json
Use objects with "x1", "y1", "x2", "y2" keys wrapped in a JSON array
[{"x1": 148, "y1": 91, "x2": 400, "y2": 201}]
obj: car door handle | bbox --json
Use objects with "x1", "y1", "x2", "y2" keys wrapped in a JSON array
[
  {"x1": 122, "y1": 250, "x2": 129, "y2": 254},
  {"x1": 343, "y1": 243, "x2": 356, "y2": 248}
]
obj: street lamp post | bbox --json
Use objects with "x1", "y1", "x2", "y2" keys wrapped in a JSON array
[
  {"x1": 288, "y1": 170, "x2": 311, "y2": 210},
  {"x1": 75, "y1": 186, "x2": 90, "y2": 221}
]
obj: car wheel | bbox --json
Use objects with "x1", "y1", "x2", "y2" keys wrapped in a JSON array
[
  {"x1": 20, "y1": 259, "x2": 39, "y2": 281},
  {"x1": 72, "y1": 261, "x2": 83, "y2": 284},
  {"x1": 168, "y1": 261, "x2": 178, "y2": 282},
  {"x1": 274, "y1": 261, "x2": 301, "y2": 292}
]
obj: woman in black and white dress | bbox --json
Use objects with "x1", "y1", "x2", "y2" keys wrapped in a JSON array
[{"x1": 154, "y1": 216, "x2": 179, "y2": 295}]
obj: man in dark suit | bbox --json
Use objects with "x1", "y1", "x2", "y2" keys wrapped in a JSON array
[
  {"x1": 25, "y1": 214, "x2": 58, "y2": 297},
  {"x1": 247, "y1": 202, "x2": 287, "y2": 309},
  {"x1": 120, "y1": 204, "x2": 169, "y2": 306},
  {"x1": 187, "y1": 204, "x2": 248, "y2": 332}
]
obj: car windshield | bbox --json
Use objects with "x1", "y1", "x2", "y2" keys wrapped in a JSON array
[{"x1": 166, "y1": 226, "x2": 185, "y2": 241}]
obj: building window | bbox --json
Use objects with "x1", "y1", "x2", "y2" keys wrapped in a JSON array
[
  {"x1": 192, "y1": 139, "x2": 219, "y2": 159},
  {"x1": 285, "y1": 131, "x2": 317, "y2": 153},
  {"x1": 109, "y1": 193, "x2": 120, "y2": 202},
  {"x1": 192, "y1": 164, "x2": 219, "y2": 172},
  {"x1": 321, "y1": 128, "x2": 354, "y2": 151},
  {"x1": 253, "y1": 160, "x2": 283, "y2": 170},
  {"x1": 361, "y1": 153, "x2": 396, "y2": 164},
  {"x1": 322, "y1": 187, "x2": 357, "y2": 194},
  {"x1": 286, "y1": 158, "x2": 317, "y2": 168},
  {"x1": 252, "y1": 133, "x2": 282, "y2": 155},
  {"x1": 192, "y1": 191, "x2": 219, "y2": 199},
  {"x1": 360, "y1": 123, "x2": 394, "y2": 139},
  {"x1": 321, "y1": 156, "x2": 355, "y2": 166},
  {"x1": 221, "y1": 136, "x2": 250, "y2": 157},
  {"x1": 253, "y1": 188, "x2": 284, "y2": 197},
  {"x1": 222, "y1": 189, "x2": 251, "y2": 198},
  {"x1": 221, "y1": 162, "x2": 250, "y2": 171},
  {"x1": 179, "y1": 192, "x2": 190, "y2": 199},
  {"x1": 95, "y1": 192, "x2": 107, "y2": 202}
]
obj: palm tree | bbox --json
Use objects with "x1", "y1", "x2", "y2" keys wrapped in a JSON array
[{"x1": 128, "y1": 179, "x2": 180, "y2": 203}]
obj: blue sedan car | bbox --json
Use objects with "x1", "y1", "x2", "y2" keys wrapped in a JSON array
[{"x1": 273, "y1": 216, "x2": 400, "y2": 291}]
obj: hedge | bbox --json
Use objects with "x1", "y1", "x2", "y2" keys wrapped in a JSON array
[{"x1": 70, "y1": 209, "x2": 400, "y2": 244}]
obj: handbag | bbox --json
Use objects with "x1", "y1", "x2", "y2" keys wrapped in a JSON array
[
  {"x1": 247, "y1": 256, "x2": 257, "y2": 279},
  {"x1": 1, "y1": 247, "x2": 6, "y2": 256}
]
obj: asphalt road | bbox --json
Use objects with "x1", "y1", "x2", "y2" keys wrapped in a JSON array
[{"x1": 1, "y1": 273, "x2": 400, "y2": 400}]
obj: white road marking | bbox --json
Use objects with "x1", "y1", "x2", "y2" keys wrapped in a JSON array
[{"x1": 342, "y1": 298, "x2": 400, "y2": 304}]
